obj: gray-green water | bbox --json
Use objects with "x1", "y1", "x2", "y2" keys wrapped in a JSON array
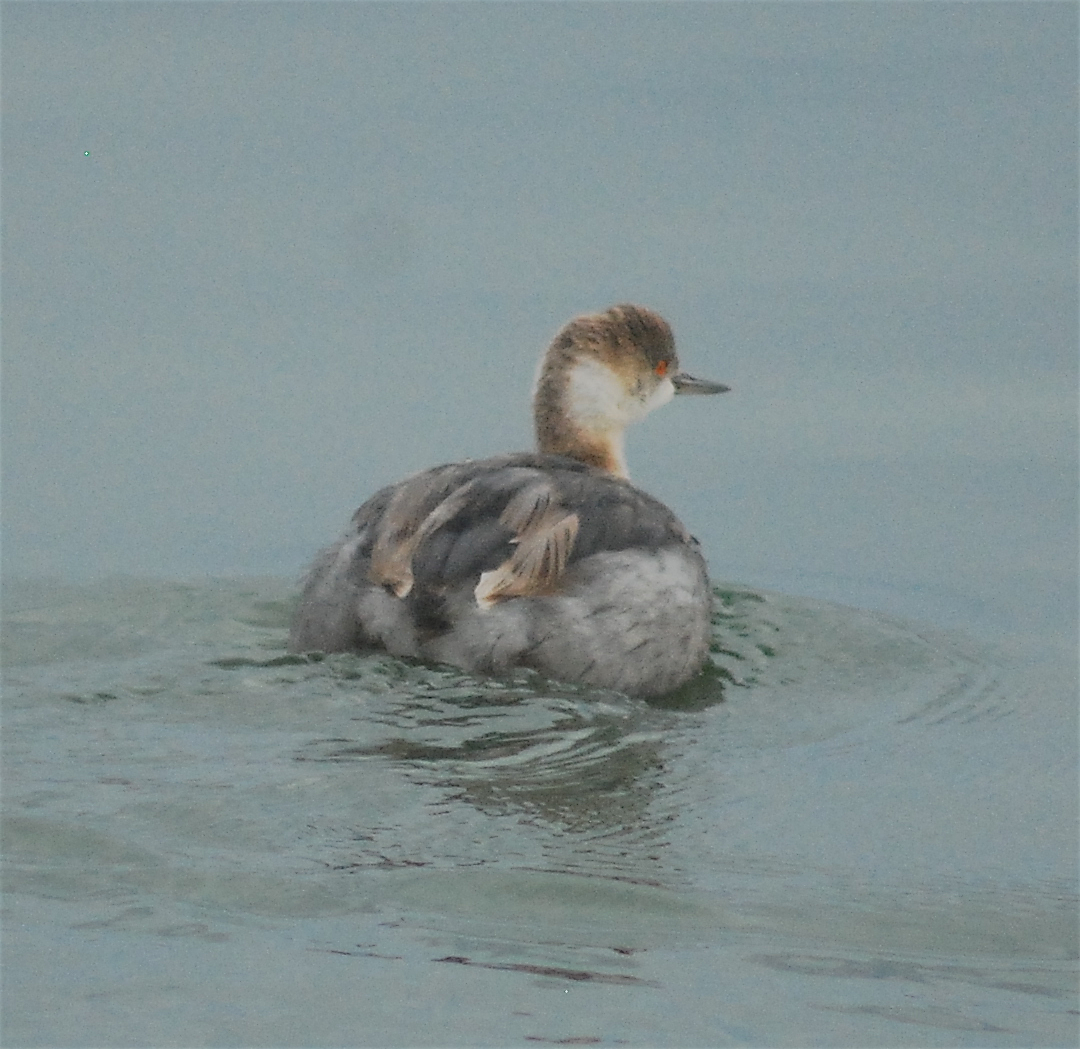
[{"x1": 2, "y1": 577, "x2": 1075, "y2": 1046}]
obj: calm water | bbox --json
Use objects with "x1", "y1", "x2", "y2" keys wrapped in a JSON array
[{"x1": 2, "y1": 576, "x2": 1076, "y2": 1047}]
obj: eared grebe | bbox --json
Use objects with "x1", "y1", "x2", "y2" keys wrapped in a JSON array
[{"x1": 289, "y1": 305, "x2": 729, "y2": 696}]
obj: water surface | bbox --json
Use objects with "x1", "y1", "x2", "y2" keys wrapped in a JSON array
[{"x1": 2, "y1": 577, "x2": 1075, "y2": 1046}]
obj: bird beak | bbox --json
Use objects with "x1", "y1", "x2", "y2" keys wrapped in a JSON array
[{"x1": 672, "y1": 372, "x2": 730, "y2": 395}]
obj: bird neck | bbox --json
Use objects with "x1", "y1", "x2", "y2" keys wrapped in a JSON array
[{"x1": 533, "y1": 354, "x2": 633, "y2": 478}]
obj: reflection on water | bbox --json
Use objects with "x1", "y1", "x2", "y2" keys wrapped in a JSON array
[
  {"x1": 1, "y1": 578, "x2": 1076, "y2": 1047},
  {"x1": 297, "y1": 681, "x2": 671, "y2": 844}
]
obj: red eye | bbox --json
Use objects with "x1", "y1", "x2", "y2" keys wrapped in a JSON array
[{"x1": 655, "y1": 360, "x2": 668, "y2": 377}]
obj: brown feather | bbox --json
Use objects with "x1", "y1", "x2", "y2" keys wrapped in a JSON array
[
  {"x1": 474, "y1": 509, "x2": 580, "y2": 608},
  {"x1": 370, "y1": 477, "x2": 478, "y2": 597}
]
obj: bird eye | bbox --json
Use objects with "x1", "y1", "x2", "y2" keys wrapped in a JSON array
[{"x1": 655, "y1": 361, "x2": 668, "y2": 377}]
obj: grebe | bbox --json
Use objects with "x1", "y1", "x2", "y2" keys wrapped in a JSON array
[{"x1": 289, "y1": 304, "x2": 729, "y2": 696}]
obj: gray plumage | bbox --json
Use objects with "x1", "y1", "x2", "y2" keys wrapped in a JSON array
[
  {"x1": 288, "y1": 305, "x2": 727, "y2": 696},
  {"x1": 288, "y1": 454, "x2": 713, "y2": 696}
]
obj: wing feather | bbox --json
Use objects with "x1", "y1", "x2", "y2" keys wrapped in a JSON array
[
  {"x1": 369, "y1": 477, "x2": 479, "y2": 597},
  {"x1": 474, "y1": 507, "x2": 579, "y2": 609},
  {"x1": 362, "y1": 454, "x2": 687, "y2": 609}
]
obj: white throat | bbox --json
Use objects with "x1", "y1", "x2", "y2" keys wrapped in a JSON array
[
  {"x1": 566, "y1": 357, "x2": 674, "y2": 427},
  {"x1": 563, "y1": 357, "x2": 675, "y2": 478}
]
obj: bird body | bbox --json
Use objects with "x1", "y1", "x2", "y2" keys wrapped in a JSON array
[{"x1": 289, "y1": 305, "x2": 728, "y2": 696}]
